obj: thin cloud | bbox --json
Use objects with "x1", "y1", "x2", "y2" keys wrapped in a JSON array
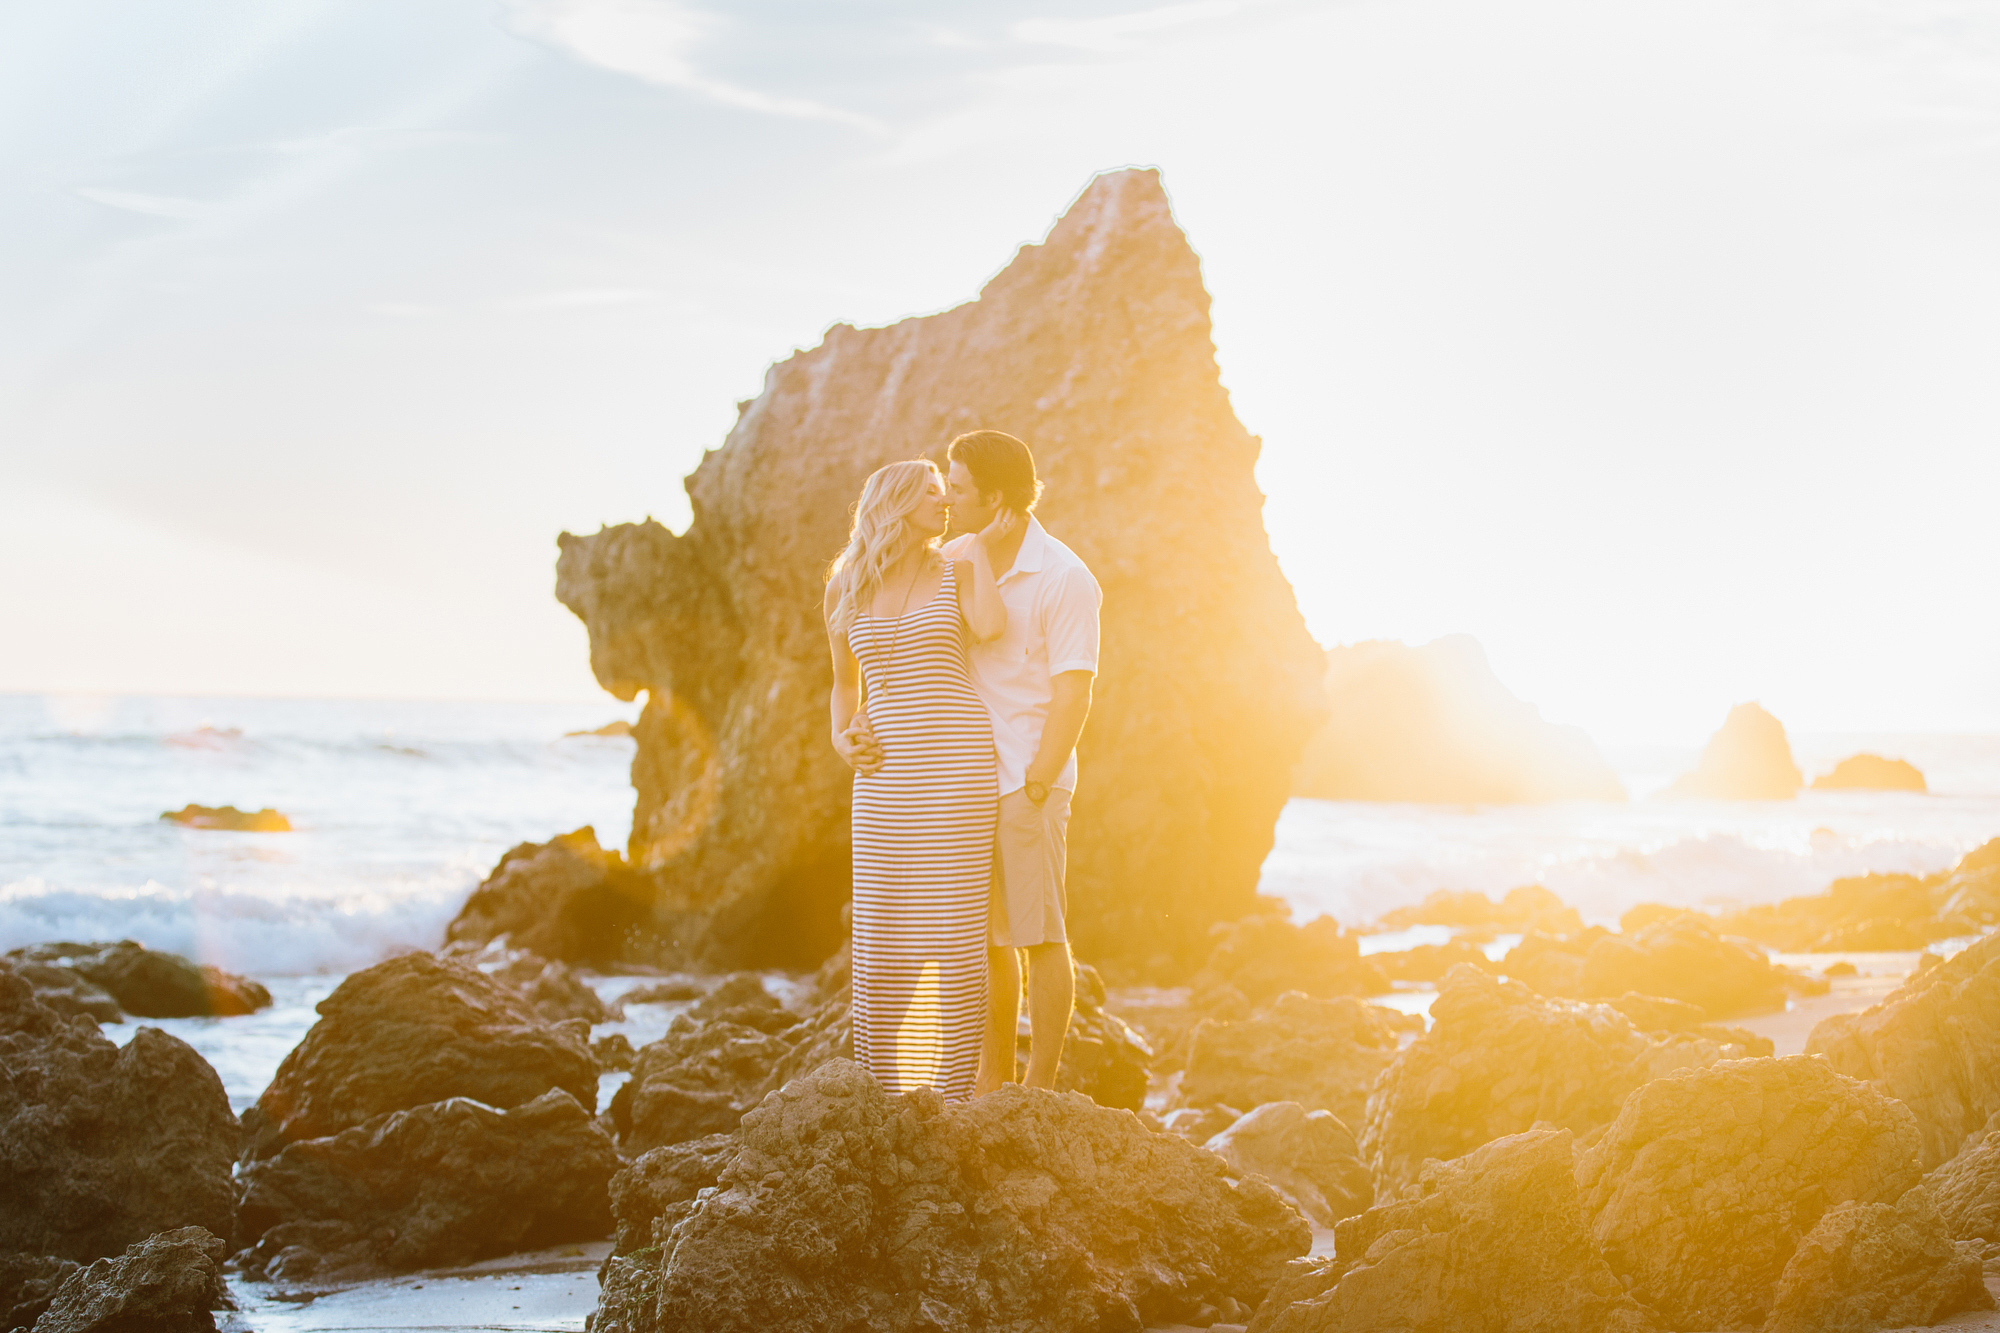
[
  {"x1": 1012, "y1": 0, "x2": 1249, "y2": 54},
  {"x1": 502, "y1": 287, "x2": 659, "y2": 311},
  {"x1": 73, "y1": 188, "x2": 211, "y2": 221}
]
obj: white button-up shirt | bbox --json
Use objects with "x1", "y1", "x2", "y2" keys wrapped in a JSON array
[{"x1": 943, "y1": 517, "x2": 1102, "y2": 796}]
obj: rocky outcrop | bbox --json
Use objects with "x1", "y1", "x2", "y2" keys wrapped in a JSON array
[
  {"x1": 1763, "y1": 1188, "x2": 1992, "y2": 1333},
  {"x1": 443, "y1": 828, "x2": 656, "y2": 965},
  {"x1": 1203, "y1": 1102, "x2": 1372, "y2": 1228},
  {"x1": 607, "y1": 1134, "x2": 738, "y2": 1256},
  {"x1": 1579, "y1": 914, "x2": 1787, "y2": 1017},
  {"x1": 1576, "y1": 1055, "x2": 1923, "y2": 1331},
  {"x1": 1374, "y1": 883, "x2": 1584, "y2": 937},
  {"x1": 0, "y1": 1256, "x2": 77, "y2": 1332},
  {"x1": 1, "y1": 960, "x2": 120, "y2": 1023},
  {"x1": 1812, "y1": 752, "x2": 1928, "y2": 792},
  {"x1": 0, "y1": 963, "x2": 238, "y2": 1263},
  {"x1": 1179, "y1": 992, "x2": 1410, "y2": 1133},
  {"x1": 554, "y1": 167, "x2": 1327, "y2": 974},
  {"x1": 485, "y1": 950, "x2": 622, "y2": 1025},
  {"x1": 28, "y1": 1227, "x2": 226, "y2": 1333},
  {"x1": 610, "y1": 1007, "x2": 802, "y2": 1154},
  {"x1": 1367, "y1": 938, "x2": 1496, "y2": 984},
  {"x1": 1248, "y1": 1129, "x2": 1658, "y2": 1333},
  {"x1": 1292, "y1": 636, "x2": 1626, "y2": 804},
  {"x1": 1663, "y1": 701, "x2": 1802, "y2": 800},
  {"x1": 1929, "y1": 1110, "x2": 2000, "y2": 1244},
  {"x1": 1714, "y1": 839, "x2": 2000, "y2": 950},
  {"x1": 1603, "y1": 992, "x2": 1775, "y2": 1056},
  {"x1": 1192, "y1": 916, "x2": 1389, "y2": 1005},
  {"x1": 1361, "y1": 967, "x2": 1737, "y2": 1197},
  {"x1": 160, "y1": 803, "x2": 291, "y2": 831},
  {"x1": 5, "y1": 942, "x2": 269, "y2": 1018},
  {"x1": 613, "y1": 1060, "x2": 1308, "y2": 1333},
  {"x1": 240, "y1": 952, "x2": 597, "y2": 1162},
  {"x1": 236, "y1": 1089, "x2": 618, "y2": 1281},
  {"x1": 1807, "y1": 930, "x2": 2000, "y2": 1169}
]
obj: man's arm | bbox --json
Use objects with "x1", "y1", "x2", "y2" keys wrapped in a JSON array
[{"x1": 1024, "y1": 670, "x2": 1092, "y2": 803}]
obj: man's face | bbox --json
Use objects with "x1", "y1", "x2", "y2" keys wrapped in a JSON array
[{"x1": 946, "y1": 461, "x2": 999, "y2": 534}]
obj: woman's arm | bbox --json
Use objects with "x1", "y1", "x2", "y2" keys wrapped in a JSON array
[
  {"x1": 825, "y1": 583, "x2": 882, "y2": 774},
  {"x1": 956, "y1": 511, "x2": 1015, "y2": 643}
]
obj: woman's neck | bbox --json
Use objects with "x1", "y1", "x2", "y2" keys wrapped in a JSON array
[{"x1": 883, "y1": 545, "x2": 931, "y2": 582}]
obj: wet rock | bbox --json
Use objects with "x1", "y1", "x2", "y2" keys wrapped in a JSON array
[
  {"x1": 629, "y1": 1059, "x2": 1308, "y2": 1333},
  {"x1": 1663, "y1": 701, "x2": 1802, "y2": 799},
  {"x1": 1376, "y1": 884, "x2": 1585, "y2": 937},
  {"x1": 1763, "y1": 1187, "x2": 1992, "y2": 1333},
  {"x1": 2, "y1": 960, "x2": 121, "y2": 1023},
  {"x1": 1291, "y1": 636, "x2": 1627, "y2": 804},
  {"x1": 1806, "y1": 930, "x2": 2000, "y2": 1169},
  {"x1": 607, "y1": 1133, "x2": 738, "y2": 1255},
  {"x1": 1164, "y1": 1104, "x2": 1241, "y2": 1144},
  {"x1": 1576, "y1": 1054, "x2": 1923, "y2": 1331},
  {"x1": 1812, "y1": 753, "x2": 1928, "y2": 792},
  {"x1": 1366, "y1": 938, "x2": 1496, "y2": 985},
  {"x1": 5, "y1": 942, "x2": 269, "y2": 1019},
  {"x1": 1248, "y1": 1129, "x2": 1658, "y2": 1333},
  {"x1": 1929, "y1": 1110, "x2": 2000, "y2": 1245},
  {"x1": 1580, "y1": 914, "x2": 1787, "y2": 1017},
  {"x1": 591, "y1": 1032, "x2": 635, "y2": 1072},
  {"x1": 241, "y1": 952, "x2": 597, "y2": 1162},
  {"x1": 0, "y1": 1255, "x2": 78, "y2": 1332},
  {"x1": 488, "y1": 951, "x2": 622, "y2": 1025},
  {"x1": 609, "y1": 1011, "x2": 798, "y2": 1154},
  {"x1": 29, "y1": 1227, "x2": 225, "y2": 1333},
  {"x1": 1499, "y1": 929, "x2": 1601, "y2": 998},
  {"x1": 160, "y1": 803, "x2": 291, "y2": 831},
  {"x1": 1361, "y1": 966, "x2": 1735, "y2": 1197},
  {"x1": 444, "y1": 828, "x2": 656, "y2": 966},
  {"x1": 1203, "y1": 1102, "x2": 1371, "y2": 1228},
  {"x1": 1605, "y1": 992, "x2": 1775, "y2": 1055},
  {"x1": 1180, "y1": 992, "x2": 1410, "y2": 1133},
  {"x1": 236, "y1": 1089, "x2": 618, "y2": 1281},
  {"x1": 1192, "y1": 916, "x2": 1389, "y2": 1005},
  {"x1": 555, "y1": 167, "x2": 1328, "y2": 974},
  {"x1": 683, "y1": 972, "x2": 794, "y2": 1032},
  {"x1": 0, "y1": 963, "x2": 238, "y2": 1262},
  {"x1": 620, "y1": 976, "x2": 708, "y2": 1005}
]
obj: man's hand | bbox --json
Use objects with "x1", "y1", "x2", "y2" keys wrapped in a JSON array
[
  {"x1": 975, "y1": 506, "x2": 1021, "y2": 558},
  {"x1": 834, "y1": 711, "x2": 885, "y2": 776}
]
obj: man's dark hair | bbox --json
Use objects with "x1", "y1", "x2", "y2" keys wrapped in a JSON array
[{"x1": 947, "y1": 430, "x2": 1042, "y2": 513}]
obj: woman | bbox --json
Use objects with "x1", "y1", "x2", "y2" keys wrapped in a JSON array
[{"x1": 824, "y1": 459, "x2": 1013, "y2": 1101}]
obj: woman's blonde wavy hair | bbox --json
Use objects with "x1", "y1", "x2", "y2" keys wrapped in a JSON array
[{"x1": 826, "y1": 459, "x2": 944, "y2": 636}]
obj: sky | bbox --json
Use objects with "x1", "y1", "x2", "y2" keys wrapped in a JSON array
[{"x1": 2, "y1": 0, "x2": 1997, "y2": 745}]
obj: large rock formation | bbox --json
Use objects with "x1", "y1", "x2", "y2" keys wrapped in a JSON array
[
  {"x1": 1291, "y1": 637, "x2": 1626, "y2": 804},
  {"x1": 1178, "y1": 992, "x2": 1409, "y2": 1133},
  {"x1": 554, "y1": 167, "x2": 1327, "y2": 973},
  {"x1": 603, "y1": 1060, "x2": 1308, "y2": 1333},
  {"x1": 1575, "y1": 1055, "x2": 1923, "y2": 1331},
  {"x1": 1811, "y1": 752, "x2": 1929, "y2": 792},
  {"x1": 1763, "y1": 1189, "x2": 1993, "y2": 1333},
  {"x1": 240, "y1": 952, "x2": 597, "y2": 1162},
  {"x1": 1662, "y1": 701, "x2": 1802, "y2": 800},
  {"x1": 236, "y1": 1089, "x2": 619, "y2": 1281},
  {"x1": 1807, "y1": 929, "x2": 2000, "y2": 1169},
  {"x1": 1360, "y1": 966, "x2": 1739, "y2": 1197},
  {"x1": 0, "y1": 963, "x2": 238, "y2": 1262},
  {"x1": 443, "y1": 828, "x2": 655, "y2": 964},
  {"x1": 1247, "y1": 1129, "x2": 1658, "y2": 1333}
]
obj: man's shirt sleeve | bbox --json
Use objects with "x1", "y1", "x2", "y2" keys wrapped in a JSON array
[{"x1": 1043, "y1": 563, "x2": 1102, "y2": 676}]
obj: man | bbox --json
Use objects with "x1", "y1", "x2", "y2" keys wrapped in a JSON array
[{"x1": 940, "y1": 429, "x2": 1101, "y2": 1095}]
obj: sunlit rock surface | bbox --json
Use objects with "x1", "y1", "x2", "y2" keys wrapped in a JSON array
[
  {"x1": 0, "y1": 963, "x2": 238, "y2": 1263},
  {"x1": 1291, "y1": 636, "x2": 1626, "y2": 804},
  {"x1": 29, "y1": 1227, "x2": 226, "y2": 1333},
  {"x1": 1179, "y1": 992, "x2": 1410, "y2": 1134},
  {"x1": 1203, "y1": 1101, "x2": 1372, "y2": 1228},
  {"x1": 555, "y1": 167, "x2": 1326, "y2": 973},
  {"x1": 1248, "y1": 1129, "x2": 1658, "y2": 1333},
  {"x1": 1192, "y1": 916, "x2": 1390, "y2": 1005},
  {"x1": 1375, "y1": 882, "x2": 1584, "y2": 936},
  {"x1": 1763, "y1": 1188, "x2": 1993, "y2": 1333},
  {"x1": 1577, "y1": 913, "x2": 1787, "y2": 1017},
  {"x1": 1662, "y1": 700, "x2": 1802, "y2": 799},
  {"x1": 601, "y1": 1060, "x2": 1307, "y2": 1333},
  {"x1": 1711, "y1": 838, "x2": 2000, "y2": 950},
  {"x1": 1811, "y1": 752, "x2": 1928, "y2": 791},
  {"x1": 1807, "y1": 930, "x2": 2000, "y2": 1169},
  {"x1": 1930, "y1": 1110, "x2": 2000, "y2": 1246},
  {"x1": 1576, "y1": 1055, "x2": 1922, "y2": 1331}
]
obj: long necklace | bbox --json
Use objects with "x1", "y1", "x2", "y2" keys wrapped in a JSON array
[{"x1": 871, "y1": 550, "x2": 935, "y2": 704}]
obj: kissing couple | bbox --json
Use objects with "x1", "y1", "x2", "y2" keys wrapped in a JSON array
[{"x1": 822, "y1": 430, "x2": 1101, "y2": 1101}]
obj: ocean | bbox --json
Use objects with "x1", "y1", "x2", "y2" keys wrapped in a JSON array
[{"x1": 5, "y1": 693, "x2": 1997, "y2": 1110}]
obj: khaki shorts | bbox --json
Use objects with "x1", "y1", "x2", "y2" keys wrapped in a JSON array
[{"x1": 990, "y1": 788, "x2": 1071, "y2": 948}]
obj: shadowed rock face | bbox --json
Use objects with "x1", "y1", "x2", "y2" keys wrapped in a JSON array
[
  {"x1": 1806, "y1": 930, "x2": 2000, "y2": 1169},
  {"x1": 1203, "y1": 1101, "x2": 1372, "y2": 1228},
  {"x1": 610, "y1": 1060, "x2": 1308, "y2": 1333},
  {"x1": 29, "y1": 1227, "x2": 226, "y2": 1333},
  {"x1": 0, "y1": 1254, "x2": 78, "y2": 1331},
  {"x1": 6, "y1": 941, "x2": 269, "y2": 1018},
  {"x1": 1575, "y1": 1055, "x2": 1923, "y2": 1331},
  {"x1": 0, "y1": 963, "x2": 239, "y2": 1263},
  {"x1": 555, "y1": 167, "x2": 1326, "y2": 973},
  {"x1": 1763, "y1": 1188, "x2": 1993, "y2": 1333},
  {"x1": 1663, "y1": 701, "x2": 1802, "y2": 800},
  {"x1": 607, "y1": 1134, "x2": 739, "y2": 1256}
]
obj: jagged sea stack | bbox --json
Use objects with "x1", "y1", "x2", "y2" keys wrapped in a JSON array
[{"x1": 556, "y1": 168, "x2": 1326, "y2": 973}]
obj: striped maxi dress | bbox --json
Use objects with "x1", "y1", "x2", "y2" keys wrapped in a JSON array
[{"x1": 846, "y1": 560, "x2": 997, "y2": 1102}]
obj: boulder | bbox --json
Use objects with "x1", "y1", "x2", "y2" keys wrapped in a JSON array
[
  {"x1": 554, "y1": 167, "x2": 1328, "y2": 974},
  {"x1": 1192, "y1": 916, "x2": 1389, "y2": 1005},
  {"x1": 1179, "y1": 992, "x2": 1410, "y2": 1133},
  {"x1": 0, "y1": 963, "x2": 238, "y2": 1262},
  {"x1": 1366, "y1": 938, "x2": 1496, "y2": 985},
  {"x1": 1375, "y1": 883, "x2": 1585, "y2": 937},
  {"x1": 1247, "y1": 1129, "x2": 1658, "y2": 1333},
  {"x1": 624, "y1": 1059, "x2": 1309, "y2": 1333},
  {"x1": 1575, "y1": 1054, "x2": 1923, "y2": 1330},
  {"x1": 28, "y1": 1227, "x2": 225, "y2": 1333},
  {"x1": 1498, "y1": 929, "x2": 1602, "y2": 998},
  {"x1": 1663, "y1": 701, "x2": 1802, "y2": 800},
  {"x1": 1579, "y1": 914, "x2": 1787, "y2": 1017},
  {"x1": 160, "y1": 803, "x2": 291, "y2": 831},
  {"x1": 1763, "y1": 1188, "x2": 1992, "y2": 1333},
  {"x1": 1605, "y1": 992, "x2": 1775, "y2": 1055},
  {"x1": 443, "y1": 828, "x2": 656, "y2": 965},
  {"x1": 609, "y1": 1011, "x2": 801, "y2": 1154},
  {"x1": 235, "y1": 1088, "x2": 618, "y2": 1282},
  {"x1": 1291, "y1": 636, "x2": 1627, "y2": 804},
  {"x1": 1715, "y1": 842, "x2": 2000, "y2": 950},
  {"x1": 5, "y1": 942, "x2": 269, "y2": 1018},
  {"x1": 0, "y1": 1256, "x2": 78, "y2": 1332},
  {"x1": 607, "y1": 1133, "x2": 739, "y2": 1255},
  {"x1": 1929, "y1": 1110, "x2": 2000, "y2": 1244},
  {"x1": 1806, "y1": 930, "x2": 2000, "y2": 1168},
  {"x1": 487, "y1": 951, "x2": 621, "y2": 1025},
  {"x1": 591, "y1": 1032, "x2": 636, "y2": 1072},
  {"x1": 1812, "y1": 753, "x2": 1928, "y2": 792},
  {"x1": 1361, "y1": 966, "x2": 1736, "y2": 1197},
  {"x1": 1164, "y1": 1104, "x2": 1241, "y2": 1144},
  {"x1": 1203, "y1": 1102, "x2": 1372, "y2": 1228},
  {"x1": 240, "y1": 951, "x2": 597, "y2": 1162},
  {"x1": 2, "y1": 960, "x2": 121, "y2": 1023}
]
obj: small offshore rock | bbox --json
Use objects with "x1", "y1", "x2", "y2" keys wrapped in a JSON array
[
  {"x1": 1812, "y1": 753, "x2": 1927, "y2": 792},
  {"x1": 30, "y1": 1226, "x2": 226, "y2": 1333},
  {"x1": 1203, "y1": 1102, "x2": 1372, "y2": 1228},
  {"x1": 591, "y1": 1032, "x2": 636, "y2": 1073},
  {"x1": 161, "y1": 803, "x2": 291, "y2": 831},
  {"x1": 489, "y1": 951, "x2": 622, "y2": 1025},
  {"x1": 1375, "y1": 883, "x2": 1585, "y2": 937},
  {"x1": 621, "y1": 976, "x2": 709, "y2": 1005},
  {"x1": 1579, "y1": 914, "x2": 1787, "y2": 1017},
  {"x1": 1662, "y1": 701, "x2": 1802, "y2": 800},
  {"x1": 1763, "y1": 1188, "x2": 1992, "y2": 1333},
  {"x1": 1164, "y1": 1104, "x2": 1242, "y2": 1144}
]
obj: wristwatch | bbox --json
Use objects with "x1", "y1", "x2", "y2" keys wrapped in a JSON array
[{"x1": 1024, "y1": 780, "x2": 1050, "y2": 805}]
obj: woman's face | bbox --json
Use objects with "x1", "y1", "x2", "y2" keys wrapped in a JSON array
[{"x1": 904, "y1": 474, "x2": 949, "y2": 540}]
